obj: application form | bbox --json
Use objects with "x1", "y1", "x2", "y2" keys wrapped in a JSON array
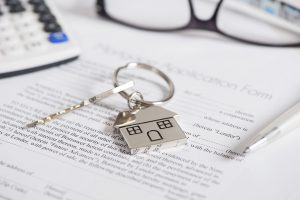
[{"x1": 1, "y1": 1, "x2": 300, "y2": 199}]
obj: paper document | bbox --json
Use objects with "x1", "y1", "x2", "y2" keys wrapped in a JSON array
[{"x1": 1, "y1": 1, "x2": 300, "y2": 200}]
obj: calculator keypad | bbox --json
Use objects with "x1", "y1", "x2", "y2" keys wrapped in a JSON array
[{"x1": 0, "y1": 0, "x2": 71, "y2": 58}]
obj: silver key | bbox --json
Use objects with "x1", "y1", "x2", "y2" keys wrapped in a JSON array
[{"x1": 26, "y1": 81, "x2": 134, "y2": 128}]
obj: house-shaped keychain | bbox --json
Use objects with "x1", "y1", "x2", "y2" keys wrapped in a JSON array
[{"x1": 114, "y1": 106, "x2": 187, "y2": 154}]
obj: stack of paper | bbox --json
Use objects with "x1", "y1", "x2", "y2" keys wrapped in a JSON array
[{"x1": 0, "y1": 0, "x2": 300, "y2": 200}]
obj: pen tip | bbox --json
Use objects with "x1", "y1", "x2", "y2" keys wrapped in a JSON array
[{"x1": 243, "y1": 147, "x2": 250, "y2": 154}]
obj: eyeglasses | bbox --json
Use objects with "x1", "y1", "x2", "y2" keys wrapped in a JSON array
[{"x1": 96, "y1": 0, "x2": 300, "y2": 47}]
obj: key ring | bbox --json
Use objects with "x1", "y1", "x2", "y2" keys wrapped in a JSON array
[
  {"x1": 27, "y1": 62, "x2": 186, "y2": 154},
  {"x1": 113, "y1": 62, "x2": 175, "y2": 109}
]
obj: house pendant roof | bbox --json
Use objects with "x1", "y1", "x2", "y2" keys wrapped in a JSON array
[{"x1": 114, "y1": 106, "x2": 178, "y2": 128}]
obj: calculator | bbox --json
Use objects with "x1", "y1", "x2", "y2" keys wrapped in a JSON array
[{"x1": 0, "y1": 0, "x2": 80, "y2": 78}]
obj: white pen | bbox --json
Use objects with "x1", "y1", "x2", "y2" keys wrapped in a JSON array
[{"x1": 244, "y1": 102, "x2": 300, "y2": 153}]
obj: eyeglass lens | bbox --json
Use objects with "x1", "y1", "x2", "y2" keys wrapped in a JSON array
[
  {"x1": 217, "y1": 0, "x2": 300, "y2": 45},
  {"x1": 105, "y1": 0, "x2": 191, "y2": 29},
  {"x1": 104, "y1": 0, "x2": 300, "y2": 45}
]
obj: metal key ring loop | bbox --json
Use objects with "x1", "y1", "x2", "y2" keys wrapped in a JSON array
[{"x1": 113, "y1": 62, "x2": 175, "y2": 107}]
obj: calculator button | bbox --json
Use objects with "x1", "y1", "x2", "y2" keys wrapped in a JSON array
[
  {"x1": 5, "y1": 0, "x2": 20, "y2": 6},
  {"x1": 0, "y1": 27, "x2": 15, "y2": 38},
  {"x1": 9, "y1": 3, "x2": 25, "y2": 13},
  {"x1": 1, "y1": 45, "x2": 25, "y2": 57},
  {"x1": 0, "y1": 18, "x2": 10, "y2": 30},
  {"x1": 17, "y1": 26, "x2": 40, "y2": 35},
  {"x1": 24, "y1": 40, "x2": 47, "y2": 51},
  {"x1": 0, "y1": 34, "x2": 13, "y2": 42},
  {"x1": 48, "y1": 32, "x2": 68, "y2": 43},
  {"x1": 21, "y1": 30, "x2": 45, "y2": 42},
  {"x1": 33, "y1": 4, "x2": 49, "y2": 14},
  {"x1": 28, "y1": 0, "x2": 44, "y2": 5},
  {"x1": 20, "y1": 31, "x2": 41, "y2": 41},
  {"x1": 0, "y1": 35, "x2": 20, "y2": 46},
  {"x1": 39, "y1": 13, "x2": 55, "y2": 23},
  {"x1": 11, "y1": 11, "x2": 33, "y2": 19},
  {"x1": 15, "y1": 22, "x2": 32, "y2": 31},
  {"x1": 44, "y1": 22, "x2": 61, "y2": 32},
  {"x1": 12, "y1": 16, "x2": 35, "y2": 27}
]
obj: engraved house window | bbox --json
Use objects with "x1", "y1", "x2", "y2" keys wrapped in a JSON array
[
  {"x1": 157, "y1": 120, "x2": 173, "y2": 129},
  {"x1": 126, "y1": 126, "x2": 142, "y2": 135}
]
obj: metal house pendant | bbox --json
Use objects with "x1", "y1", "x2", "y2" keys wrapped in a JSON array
[
  {"x1": 112, "y1": 62, "x2": 187, "y2": 154},
  {"x1": 114, "y1": 105, "x2": 187, "y2": 154}
]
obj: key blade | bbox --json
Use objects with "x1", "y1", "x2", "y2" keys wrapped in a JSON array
[
  {"x1": 25, "y1": 101, "x2": 87, "y2": 128},
  {"x1": 25, "y1": 81, "x2": 134, "y2": 128}
]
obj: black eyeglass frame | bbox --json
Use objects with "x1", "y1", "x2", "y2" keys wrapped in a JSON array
[{"x1": 96, "y1": 0, "x2": 300, "y2": 47}]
